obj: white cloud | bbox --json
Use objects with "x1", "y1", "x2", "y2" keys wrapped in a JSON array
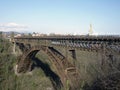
[{"x1": 0, "y1": 22, "x2": 29, "y2": 32}]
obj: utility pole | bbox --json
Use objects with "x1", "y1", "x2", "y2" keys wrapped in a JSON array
[
  {"x1": 10, "y1": 32, "x2": 14, "y2": 42},
  {"x1": 13, "y1": 42, "x2": 16, "y2": 54}
]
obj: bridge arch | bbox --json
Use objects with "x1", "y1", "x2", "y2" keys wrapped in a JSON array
[{"x1": 16, "y1": 45, "x2": 81, "y2": 90}]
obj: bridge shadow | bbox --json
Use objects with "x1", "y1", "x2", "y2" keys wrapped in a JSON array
[{"x1": 31, "y1": 57, "x2": 63, "y2": 90}]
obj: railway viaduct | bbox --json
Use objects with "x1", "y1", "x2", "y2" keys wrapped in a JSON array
[{"x1": 13, "y1": 35, "x2": 120, "y2": 90}]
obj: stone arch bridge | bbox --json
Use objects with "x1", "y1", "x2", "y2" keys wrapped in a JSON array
[{"x1": 13, "y1": 35, "x2": 120, "y2": 90}]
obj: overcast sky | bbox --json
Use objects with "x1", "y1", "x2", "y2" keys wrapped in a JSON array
[{"x1": 0, "y1": 0, "x2": 120, "y2": 35}]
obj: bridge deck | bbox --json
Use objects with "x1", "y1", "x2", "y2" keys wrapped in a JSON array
[{"x1": 14, "y1": 35, "x2": 120, "y2": 41}]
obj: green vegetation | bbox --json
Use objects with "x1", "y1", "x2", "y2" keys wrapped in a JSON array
[{"x1": 0, "y1": 38, "x2": 16, "y2": 90}]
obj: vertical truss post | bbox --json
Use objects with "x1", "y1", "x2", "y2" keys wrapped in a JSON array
[
  {"x1": 65, "y1": 40, "x2": 69, "y2": 60},
  {"x1": 101, "y1": 44, "x2": 107, "y2": 68}
]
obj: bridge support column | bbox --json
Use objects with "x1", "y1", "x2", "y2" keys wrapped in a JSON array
[
  {"x1": 65, "y1": 41, "x2": 69, "y2": 61},
  {"x1": 101, "y1": 44, "x2": 106, "y2": 67},
  {"x1": 69, "y1": 49, "x2": 77, "y2": 65},
  {"x1": 17, "y1": 58, "x2": 33, "y2": 73}
]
